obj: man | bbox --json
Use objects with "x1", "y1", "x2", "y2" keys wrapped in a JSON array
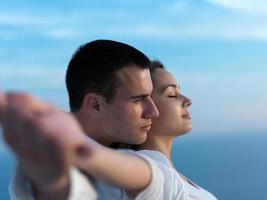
[
  {"x1": 66, "y1": 40, "x2": 158, "y2": 146},
  {"x1": 2, "y1": 40, "x2": 160, "y2": 199}
]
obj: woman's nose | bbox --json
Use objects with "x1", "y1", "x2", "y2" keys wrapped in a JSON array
[{"x1": 182, "y1": 95, "x2": 192, "y2": 107}]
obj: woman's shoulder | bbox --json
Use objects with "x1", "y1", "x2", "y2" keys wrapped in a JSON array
[
  {"x1": 135, "y1": 150, "x2": 169, "y2": 163},
  {"x1": 117, "y1": 149, "x2": 173, "y2": 169}
]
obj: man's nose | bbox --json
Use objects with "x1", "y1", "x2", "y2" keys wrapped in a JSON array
[{"x1": 143, "y1": 97, "x2": 159, "y2": 119}]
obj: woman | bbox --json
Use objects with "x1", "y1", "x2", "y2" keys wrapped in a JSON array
[{"x1": 133, "y1": 60, "x2": 217, "y2": 199}]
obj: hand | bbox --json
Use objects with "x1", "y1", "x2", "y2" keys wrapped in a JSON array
[{"x1": 1, "y1": 92, "x2": 94, "y2": 199}]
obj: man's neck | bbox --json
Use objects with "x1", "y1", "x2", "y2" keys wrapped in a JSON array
[{"x1": 74, "y1": 111, "x2": 114, "y2": 147}]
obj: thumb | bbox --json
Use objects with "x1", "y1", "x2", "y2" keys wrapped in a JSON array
[
  {"x1": 75, "y1": 136, "x2": 99, "y2": 158},
  {"x1": 73, "y1": 137, "x2": 101, "y2": 170}
]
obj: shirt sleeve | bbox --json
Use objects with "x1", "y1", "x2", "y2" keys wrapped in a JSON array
[
  {"x1": 91, "y1": 150, "x2": 165, "y2": 200},
  {"x1": 133, "y1": 153, "x2": 164, "y2": 200},
  {"x1": 120, "y1": 150, "x2": 191, "y2": 200},
  {"x1": 115, "y1": 150, "x2": 165, "y2": 200},
  {"x1": 9, "y1": 164, "x2": 97, "y2": 200}
]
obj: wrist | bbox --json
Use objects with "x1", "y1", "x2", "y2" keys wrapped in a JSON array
[{"x1": 33, "y1": 173, "x2": 70, "y2": 200}]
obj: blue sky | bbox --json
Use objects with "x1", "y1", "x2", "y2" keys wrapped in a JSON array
[{"x1": 1, "y1": 0, "x2": 267, "y2": 151}]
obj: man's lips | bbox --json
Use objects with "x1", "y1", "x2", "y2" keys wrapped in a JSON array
[{"x1": 140, "y1": 123, "x2": 152, "y2": 130}]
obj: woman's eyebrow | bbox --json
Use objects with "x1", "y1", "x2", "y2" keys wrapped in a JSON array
[{"x1": 160, "y1": 84, "x2": 180, "y2": 93}]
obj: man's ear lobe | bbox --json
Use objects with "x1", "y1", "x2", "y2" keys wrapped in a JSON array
[{"x1": 84, "y1": 93, "x2": 103, "y2": 116}]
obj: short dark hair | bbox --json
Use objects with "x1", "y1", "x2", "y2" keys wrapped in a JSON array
[{"x1": 66, "y1": 39, "x2": 151, "y2": 112}]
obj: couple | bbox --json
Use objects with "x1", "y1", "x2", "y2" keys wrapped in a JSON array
[{"x1": 0, "y1": 40, "x2": 217, "y2": 200}]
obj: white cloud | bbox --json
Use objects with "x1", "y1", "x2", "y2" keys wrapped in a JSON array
[
  {"x1": 2, "y1": 3, "x2": 267, "y2": 42},
  {"x1": 0, "y1": 10, "x2": 134, "y2": 39},
  {"x1": 0, "y1": 13, "x2": 55, "y2": 26},
  {"x1": 0, "y1": 66, "x2": 69, "y2": 109},
  {"x1": 0, "y1": 65, "x2": 66, "y2": 89},
  {"x1": 46, "y1": 28, "x2": 80, "y2": 38},
  {"x1": 107, "y1": 22, "x2": 267, "y2": 41},
  {"x1": 0, "y1": 12, "x2": 81, "y2": 39},
  {"x1": 207, "y1": 0, "x2": 267, "y2": 14},
  {"x1": 165, "y1": 0, "x2": 189, "y2": 14},
  {"x1": 0, "y1": 65, "x2": 64, "y2": 79}
]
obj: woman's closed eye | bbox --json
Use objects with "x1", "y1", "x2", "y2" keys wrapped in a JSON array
[{"x1": 168, "y1": 94, "x2": 178, "y2": 98}]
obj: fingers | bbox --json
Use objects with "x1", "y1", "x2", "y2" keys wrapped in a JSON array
[
  {"x1": 1, "y1": 91, "x2": 50, "y2": 121},
  {"x1": 37, "y1": 111, "x2": 92, "y2": 157},
  {"x1": 1, "y1": 90, "x2": 96, "y2": 172},
  {"x1": 2, "y1": 100, "x2": 43, "y2": 157},
  {"x1": 1, "y1": 91, "x2": 74, "y2": 189},
  {"x1": 2, "y1": 92, "x2": 68, "y2": 168},
  {"x1": 6, "y1": 92, "x2": 52, "y2": 116},
  {"x1": 2, "y1": 93, "x2": 50, "y2": 152},
  {"x1": 36, "y1": 109, "x2": 99, "y2": 169}
]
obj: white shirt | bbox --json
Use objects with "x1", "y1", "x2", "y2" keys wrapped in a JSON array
[
  {"x1": 134, "y1": 150, "x2": 218, "y2": 200},
  {"x1": 9, "y1": 150, "x2": 217, "y2": 200}
]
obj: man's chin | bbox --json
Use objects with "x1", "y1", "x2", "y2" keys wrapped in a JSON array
[{"x1": 133, "y1": 132, "x2": 148, "y2": 145}]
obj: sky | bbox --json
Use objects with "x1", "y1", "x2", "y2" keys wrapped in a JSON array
[{"x1": 1, "y1": 0, "x2": 267, "y2": 153}]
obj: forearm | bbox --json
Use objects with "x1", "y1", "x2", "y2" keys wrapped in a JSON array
[{"x1": 79, "y1": 147, "x2": 151, "y2": 191}]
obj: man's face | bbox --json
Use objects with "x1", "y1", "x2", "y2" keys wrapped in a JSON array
[{"x1": 101, "y1": 65, "x2": 159, "y2": 145}]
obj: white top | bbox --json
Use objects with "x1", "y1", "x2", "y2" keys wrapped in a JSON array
[
  {"x1": 9, "y1": 150, "x2": 217, "y2": 200},
  {"x1": 95, "y1": 150, "x2": 217, "y2": 200},
  {"x1": 134, "y1": 150, "x2": 218, "y2": 200}
]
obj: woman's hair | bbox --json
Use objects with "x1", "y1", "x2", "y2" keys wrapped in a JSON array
[{"x1": 149, "y1": 60, "x2": 165, "y2": 74}]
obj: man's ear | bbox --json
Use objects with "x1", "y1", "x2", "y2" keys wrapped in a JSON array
[{"x1": 83, "y1": 93, "x2": 105, "y2": 117}]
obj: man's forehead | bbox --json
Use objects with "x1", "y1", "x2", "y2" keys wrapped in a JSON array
[
  {"x1": 117, "y1": 66, "x2": 151, "y2": 85},
  {"x1": 115, "y1": 67, "x2": 153, "y2": 97}
]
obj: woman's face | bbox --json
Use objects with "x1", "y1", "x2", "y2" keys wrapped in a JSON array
[{"x1": 149, "y1": 68, "x2": 192, "y2": 137}]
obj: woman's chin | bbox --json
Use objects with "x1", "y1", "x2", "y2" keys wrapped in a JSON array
[
  {"x1": 183, "y1": 126, "x2": 192, "y2": 135},
  {"x1": 173, "y1": 128, "x2": 192, "y2": 137}
]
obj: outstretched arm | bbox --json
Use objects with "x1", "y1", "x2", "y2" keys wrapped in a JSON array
[
  {"x1": 1, "y1": 91, "x2": 152, "y2": 198},
  {"x1": 77, "y1": 141, "x2": 151, "y2": 195},
  {"x1": 0, "y1": 92, "x2": 89, "y2": 200}
]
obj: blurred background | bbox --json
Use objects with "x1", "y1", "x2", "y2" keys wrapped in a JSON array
[{"x1": 1, "y1": 0, "x2": 267, "y2": 199}]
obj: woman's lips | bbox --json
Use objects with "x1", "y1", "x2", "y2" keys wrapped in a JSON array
[{"x1": 182, "y1": 112, "x2": 191, "y2": 119}]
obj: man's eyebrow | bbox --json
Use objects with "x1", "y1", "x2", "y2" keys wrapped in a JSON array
[
  {"x1": 130, "y1": 94, "x2": 150, "y2": 99},
  {"x1": 160, "y1": 84, "x2": 180, "y2": 93}
]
